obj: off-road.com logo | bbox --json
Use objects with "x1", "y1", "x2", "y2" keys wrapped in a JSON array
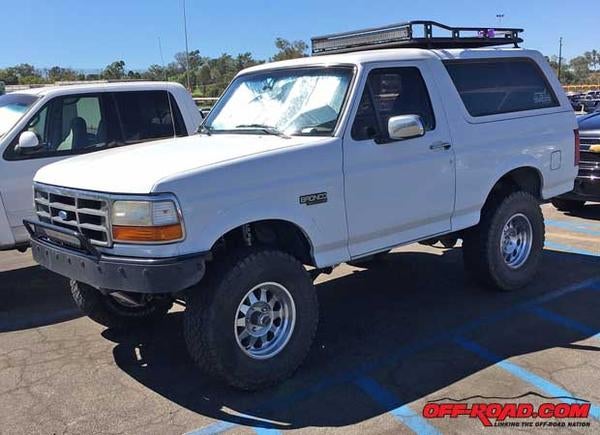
[{"x1": 423, "y1": 393, "x2": 591, "y2": 428}]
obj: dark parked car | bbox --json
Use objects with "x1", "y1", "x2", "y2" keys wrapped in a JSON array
[{"x1": 552, "y1": 112, "x2": 600, "y2": 211}]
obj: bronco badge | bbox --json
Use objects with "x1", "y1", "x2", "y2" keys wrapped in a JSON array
[{"x1": 299, "y1": 192, "x2": 328, "y2": 206}]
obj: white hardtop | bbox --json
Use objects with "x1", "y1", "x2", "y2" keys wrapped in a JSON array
[
  {"x1": 11, "y1": 81, "x2": 186, "y2": 99},
  {"x1": 240, "y1": 47, "x2": 541, "y2": 74}
]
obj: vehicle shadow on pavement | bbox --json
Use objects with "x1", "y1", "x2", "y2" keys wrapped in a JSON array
[
  {"x1": 560, "y1": 203, "x2": 600, "y2": 221},
  {"x1": 0, "y1": 265, "x2": 79, "y2": 332},
  {"x1": 105, "y1": 248, "x2": 600, "y2": 430}
]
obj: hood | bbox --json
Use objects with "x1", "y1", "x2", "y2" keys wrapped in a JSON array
[
  {"x1": 34, "y1": 134, "x2": 326, "y2": 194},
  {"x1": 578, "y1": 112, "x2": 600, "y2": 137}
]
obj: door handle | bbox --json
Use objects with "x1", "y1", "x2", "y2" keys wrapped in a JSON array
[{"x1": 430, "y1": 142, "x2": 452, "y2": 151}]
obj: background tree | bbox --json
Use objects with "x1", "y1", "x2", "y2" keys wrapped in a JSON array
[
  {"x1": 143, "y1": 64, "x2": 168, "y2": 81},
  {"x1": 1, "y1": 39, "x2": 598, "y2": 94},
  {"x1": 47, "y1": 66, "x2": 79, "y2": 82},
  {"x1": 584, "y1": 50, "x2": 599, "y2": 72},
  {"x1": 102, "y1": 60, "x2": 126, "y2": 80},
  {"x1": 546, "y1": 56, "x2": 575, "y2": 84},
  {"x1": 569, "y1": 56, "x2": 591, "y2": 83},
  {"x1": 0, "y1": 68, "x2": 19, "y2": 85},
  {"x1": 271, "y1": 38, "x2": 308, "y2": 61},
  {"x1": 0, "y1": 64, "x2": 45, "y2": 84}
]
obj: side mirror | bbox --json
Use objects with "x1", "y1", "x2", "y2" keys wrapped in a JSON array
[
  {"x1": 16, "y1": 131, "x2": 40, "y2": 152},
  {"x1": 387, "y1": 115, "x2": 425, "y2": 141}
]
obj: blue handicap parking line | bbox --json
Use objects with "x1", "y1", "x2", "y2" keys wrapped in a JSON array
[
  {"x1": 546, "y1": 219, "x2": 600, "y2": 237},
  {"x1": 186, "y1": 276, "x2": 600, "y2": 435},
  {"x1": 185, "y1": 420, "x2": 238, "y2": 435},
  {"x1": 454, "y1": 336, "x2": 600, "y2": 420},
  {"x1": 355, "y1": 377, "x2": 441, "y2": 435},
  {"x1": 253, "y1": 428, "x2": 282, "y2": 435},
  {"x1": 530, "y1": 306, "x2": 599, "y2": 338},
  {"x1": 186, "y1": 420, "x2": 282, "y2": 435}
]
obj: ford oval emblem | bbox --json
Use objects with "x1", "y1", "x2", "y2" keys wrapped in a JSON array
[{"x1": 58, "y1": 210, "x2": 68, "y2": 220}]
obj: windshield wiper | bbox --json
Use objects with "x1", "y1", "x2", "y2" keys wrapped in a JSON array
[{"x1": 235, "y1": 124, "x2": 290, "y2": 138}]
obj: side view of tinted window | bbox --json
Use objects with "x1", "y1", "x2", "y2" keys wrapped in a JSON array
[
  {"x1": 6, "y1": 94, "x2": 116, "y2": 160},
  {"x1": 169, "y1": 93, "x2": 187, "y2": 137},
  {"x1": 114, "y1": 91, "x2": 179, "y2": 143},
  {"x1": 351, "y1": 67, "x2": 436, "y2": 141},
  {"x1": 444, "y1": 59, "x2": 559, "y2": 117}
]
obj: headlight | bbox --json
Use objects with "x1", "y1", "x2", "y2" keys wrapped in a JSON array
[{"x1": 111, "y1": 200, "x2": 183, "y2": 243}]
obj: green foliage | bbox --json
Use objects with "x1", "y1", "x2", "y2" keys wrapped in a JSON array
[
  {"x1": 271, "y1": 38, "x2": 308, "y2": 62},
  {"x1": 2, "y1": 38, "x2": 596, "y2": 95},
  {"x1": 102, "y1": 60, "x2": 126, "y2": 80},
  {"x1": 0, "y1": 63, "x2": 44, "y2": 85},
  {"x1": 47, "y1": 66, "x2": 79, "y2": 82}
]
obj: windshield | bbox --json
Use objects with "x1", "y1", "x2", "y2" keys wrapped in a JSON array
[
  {"x1": 204, "y1": 67, "x2": 354, "y2": 137},
  {"x1": 0, "y1": 93, "x2": 38, "y2": 137}
]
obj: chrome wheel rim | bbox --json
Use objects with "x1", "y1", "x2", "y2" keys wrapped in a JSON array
[
  {"x1": 500, "y1": 213, "x2": 533, "y2": 269},
  {"x1": 234, "y1": 282, "x2": 296, "y2": 360}
]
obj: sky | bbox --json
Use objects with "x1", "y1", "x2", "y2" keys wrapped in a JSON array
[{"x1": 1, "y1": 0, "x2": 598, "y2": 71}]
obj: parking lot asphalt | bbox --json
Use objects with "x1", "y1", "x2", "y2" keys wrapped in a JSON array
[{"x1": 1, "y1": 204, "x2": 599, "y2": 435}]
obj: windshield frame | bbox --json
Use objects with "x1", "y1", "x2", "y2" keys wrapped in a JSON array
[
  {"x1": 0, "y1": 93, "x2": 39, "y2": 138},
  {"x1": 201, "y1": 64, "x2": 357, "y2": 138}
]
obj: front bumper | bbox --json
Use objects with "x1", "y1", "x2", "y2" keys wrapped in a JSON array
[{"x1": 25, "y1": 220, "x2": 208, "y2": 294}]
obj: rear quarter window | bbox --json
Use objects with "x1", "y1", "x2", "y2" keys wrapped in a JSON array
[{"x1": 444, "y1": 58, "x2": 559, "y2": 117}]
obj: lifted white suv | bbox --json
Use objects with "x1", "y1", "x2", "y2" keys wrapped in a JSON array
[{"x1": 28, "y1": 22, "x2": 578, "y2": 390}]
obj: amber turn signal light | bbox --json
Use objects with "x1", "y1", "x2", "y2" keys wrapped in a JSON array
[{"x1": 112, "y1": 224, "x2": 183, "y2": 243}]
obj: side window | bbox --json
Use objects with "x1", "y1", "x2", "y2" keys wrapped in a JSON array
[
  {"x1": 351, "y1": 87, "x2": 379, "y2": 141},
  {"x1": 169, "y1": 93, "x2": 188, "y2": 137},
  {"x1": 351, "y1": 67, "x2": 436, "y2": 141},
  {"x1": 26, "y1": 105, "x2": 49, "y2": 144},
  {"x1": 113, "y1": 91, "x2": 176, "y2": 143},
  {"x1": 56, "y1": 96, "x2": 106, "y2": 151},
  {"x1": 444, "y1": 58, "x2": 560, "y2": 117},
  {"x1": 6, "y1": 94, "x2": 112, "y2": 160}
]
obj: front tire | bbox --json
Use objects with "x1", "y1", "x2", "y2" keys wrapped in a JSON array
[
  {"x1": 70, "y1": 280, "x2": 172, "y2": 329},
  {"x1": 462, "y1": 191, "x2": 545, "y2": 291},
  {"x1": 184, "y1": 248, "x2": 318, "y2": 390},
  {"x1": 551, "y1": 198, "x2": 585, "y2": 212}
]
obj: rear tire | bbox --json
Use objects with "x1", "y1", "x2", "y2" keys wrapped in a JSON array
[
  {"x1": 70, "y1": 280, "x2": 172, "y2": 329},
  {"x1": 184, "y1": 248, "x2": 318, "y2": 390},
  {"x1": 551, "y1": 198, "x2": 585, "y2": 212},
  {"x1": 462, "y1": 191, "x2": 544, "y2": 291}
]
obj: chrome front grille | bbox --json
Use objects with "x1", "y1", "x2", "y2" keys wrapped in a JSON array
[
  {"x1": 34, "y1": 185, "x2": 111, "y2": 247},
  {"x1": 580, "y1": 137, "x2": 600, "y2": 166}
]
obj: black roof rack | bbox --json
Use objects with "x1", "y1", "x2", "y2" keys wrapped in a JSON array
[{"x1": 311, "y1": 20, "x2": 524, "y2": 55}]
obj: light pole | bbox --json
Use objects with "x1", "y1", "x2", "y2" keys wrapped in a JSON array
[
  {"x1": 158, "y1": 37, "x2": 167, "y2": 81},
  {"x1": 182, "y1": 0, "x2": 192, "y2": 91},
  {"x1": 496, "y1": 13, "x2": 505, "y2": 26},
  {"x1": 558, "y1": 37, "x2": 563, "y2": 83}
]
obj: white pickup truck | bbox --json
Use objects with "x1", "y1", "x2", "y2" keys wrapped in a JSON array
[
  {"x1": 0, "y1": 82, "x2": 202, "y2": 251},
  {"x1": 27, "y1": 22, "x2": 578, "y2": 390}
]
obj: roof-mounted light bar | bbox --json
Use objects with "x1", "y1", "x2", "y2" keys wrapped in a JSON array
[{"x1": 311, "y1": 20, "x2": 524, "y2": 55}]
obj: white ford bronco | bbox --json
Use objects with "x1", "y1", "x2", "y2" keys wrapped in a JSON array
[
  {"x1": 0, "y1": 81, "x2": 202, "y2": 251},
  {"x1": 27, "y1": 22, "x2": 578, "y2": 390}
]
